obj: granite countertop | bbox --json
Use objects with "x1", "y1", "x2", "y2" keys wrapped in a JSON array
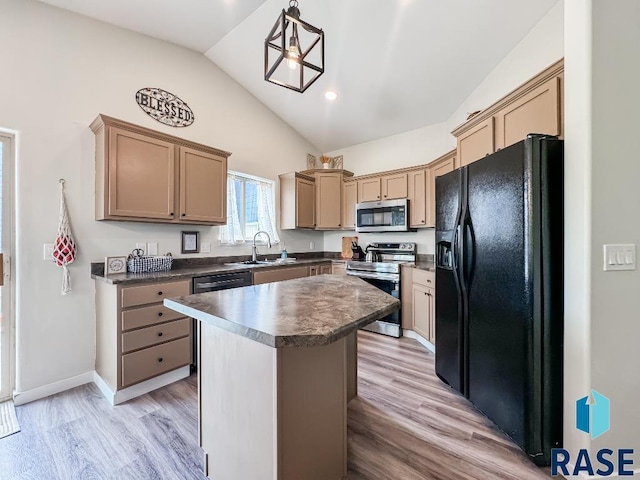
[
  {"x1": 164, "y1": 275, "x2": 400, "y2": 348},
  {"x1": 92, "y1": 257, "x2": 335, "y2": 285},
  {"x1": 405, "y1": 261, "x2": 436, "y2": 272}
]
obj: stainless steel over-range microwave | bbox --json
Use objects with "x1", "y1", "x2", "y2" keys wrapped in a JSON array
[{"x1": 355, "y1": 199, "x2": 410, "y2": 233}]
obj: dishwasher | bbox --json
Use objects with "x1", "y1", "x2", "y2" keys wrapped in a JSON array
[{"x1": 190, "y1": 271, "x2": 253, "y2": 371}]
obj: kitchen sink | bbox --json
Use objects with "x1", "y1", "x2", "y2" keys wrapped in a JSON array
[{"x1": 225, "y1": 259, "x2": 297, "y2": 266}]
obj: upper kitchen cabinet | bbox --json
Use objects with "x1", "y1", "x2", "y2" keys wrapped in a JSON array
[
  {"x1": 381, "y1": 173, "x2": 408, "y2": 200},
  {"x1": 302, "y1": 169, "x2": 354, "y2": 230},
  {"x1": 358, "y1": 177, "x2": 381, "y2": 202},
  {"x1": 279, "y1": 172, "x2": 315, "y2": 229},
  {"x1": 452, "y1": 59, "x2": 564, "y2": 167},
  {"x1": 407, "y1": 169, "x2": 427, "y2": 228},
  {"x1": 91, "y1": 115, "x2": 230, "y2": 225},
  {"x1": 427, "y1": 150, "x2": 456, "y2": 227},
  {"x1": 456, "y1": 118, "x2": 495, "y2": 168},
  {"x1": 342, "y1": 180, "x2": 357, "y2": 230},
  {"x1": 179, "y1": 147, "x2": 226, "y2": 223}
]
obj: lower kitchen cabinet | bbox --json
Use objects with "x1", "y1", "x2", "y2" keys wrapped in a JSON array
[
  {"x1": 320, "y1": 264, "x2": 332, "y2": 275},
  {"x1": 332, "y1": 261, "x2": 347, "y2": 275},
  {"x1": 95, "y1": 279, "x2": 192, "y2": 404},
  {"x1": 402, "y1": 267, "x2": 436, "y2": 344},
  {"x1": 253, "y1": 265, "x2": 310, "y2": 284}
]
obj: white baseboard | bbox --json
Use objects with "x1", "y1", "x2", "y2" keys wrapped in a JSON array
[
  {"x1": 563, "y1": 463, "x2": 640, "y2": 479},
  {"x1": 13, "y1": 371, "x2": 94, "y2": 406},
  {"x1": 94, "y1": 366, "x2": 191, "y2": 406},
  {"x1": 403, "y1": 329, "x2": 436, "y2": 353}
]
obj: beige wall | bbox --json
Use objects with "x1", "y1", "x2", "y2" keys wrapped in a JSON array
[
  {"x1": 323, "y1": 2, "x2": 564, "y2": 256},
  {"x1": 0, "y1": 0, "x2": 323, "y2": 394},
  {"x1": 565, "y1": 0, "x2": 640, "y2": 467}
]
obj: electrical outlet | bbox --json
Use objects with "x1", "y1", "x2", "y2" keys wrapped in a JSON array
[
  {"x1": 135, "y1": 242, "x2": 146, "y2": 255},
  {"x1": 310, "y1": 241, "x2": 315, "y2": 250},
  {"x1": 201, "y1": 242, "x2": 211, "y2": 254},
  {"x1": 147, "y1": 242, "x2": 158, "y2": 256},
  {"x1": 43, "y1": 243, "x2": 54, "y2": 261}
]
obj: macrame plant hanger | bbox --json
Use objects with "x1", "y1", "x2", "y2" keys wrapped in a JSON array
[{"x1": 52, "y1": 179, "x2": 77, "y2": 295}]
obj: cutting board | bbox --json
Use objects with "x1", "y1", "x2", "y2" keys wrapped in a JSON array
[{"x1": 341, "y1": 236, "x2": 358, "y2": 259}]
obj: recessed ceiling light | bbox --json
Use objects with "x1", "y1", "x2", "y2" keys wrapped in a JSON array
[{"x1": 325, "y1": 91, "x2": 338, "y2": 101}]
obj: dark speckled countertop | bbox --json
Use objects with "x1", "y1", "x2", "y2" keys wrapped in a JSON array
[
  {"x1": 92, "y1": 257, "x2": 338, "y2": 285},
  {"x1": 406, "y1": 261, "x2": 436, "y2": 272},
  {"x1": 164, "y1": 275, "x2": 400, "y2": 348}
]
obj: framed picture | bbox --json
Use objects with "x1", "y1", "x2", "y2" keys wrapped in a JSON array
[
  {"x1": 332, "y1": 155, "x2": 343, "y2": 169},
  {"x1": 181, "y1": 231, "x2": 199, "y2": 254},
  {"x1": 105, "y1": 256, "x2": 127, "y2": 275},
  {"x1": 306, "y1": 153, "x2": 317, "y2": 170}
]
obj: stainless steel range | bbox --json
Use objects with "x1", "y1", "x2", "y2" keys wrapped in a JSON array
[{"x1": 346, "y1": 242, "x2": 416, "y2": 338}]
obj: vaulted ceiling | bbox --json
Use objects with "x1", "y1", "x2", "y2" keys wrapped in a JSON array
[{"x1": 38, "y1": 0, "x2": 559, "y2": 151}]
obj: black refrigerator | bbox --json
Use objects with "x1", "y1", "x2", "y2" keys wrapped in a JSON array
[{"x1": 434, "y1": 135, "x2": 563, "y2": 466}]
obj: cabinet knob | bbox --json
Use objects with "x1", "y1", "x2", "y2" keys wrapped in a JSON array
[
  {"x1": 158, "y1": 357, "x2": 164, "y2": 363},
  {"x1": 158, "y1": 291, "x2": 163, "y2": 296},
  {"x1": 158, "y1": 332, "x2": 164, "y2": 337},
  {"x1": 170, "y1": 212, "x2": 174, "y2": 216},
  {"x1": 338, "y1": 224, "x2": 341, "y2": 227},
  {"x1": 158, "y1": 312, "x2": 164, "y2": 317},
  {"x1": 181, "y1": 213, "x2": 186, "y2": 217},
  {"x1": 377, "y1": 196, "x2": 380, "y2": 199},
  {"x1": 424, "y1": 292, "x2": 428, "y2": 296},
  {"x1": 421, "y1": 220, "x2": 425, "y2": 223},
  {"x1": 384, "y1": 195, "x2": 387, "y2": 198}
]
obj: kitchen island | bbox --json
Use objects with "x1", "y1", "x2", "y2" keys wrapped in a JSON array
[{"x1": 164, "y1": 275, "x2": 399, "y2": 480}]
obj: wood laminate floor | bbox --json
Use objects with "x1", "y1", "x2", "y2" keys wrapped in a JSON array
[{"x1": 0, "y1": 332, "x2": 551, "y2": 479}]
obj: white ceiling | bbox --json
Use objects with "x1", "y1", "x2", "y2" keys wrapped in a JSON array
[{"x1": 38, "y1": 0, "x2": 559, "y2": 152}]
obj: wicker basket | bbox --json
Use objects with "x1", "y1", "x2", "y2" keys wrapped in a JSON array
[{"x1": 127, "y1": 254, "x2": 173, "y2": 273}]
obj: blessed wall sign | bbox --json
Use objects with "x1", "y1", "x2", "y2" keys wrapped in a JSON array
[{"x1": 135, "y1": 88, "x2": 195, "y2": 127}]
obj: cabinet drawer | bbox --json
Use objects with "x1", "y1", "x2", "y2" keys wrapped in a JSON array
[
  {"x1": 121, "y1": 336, "x2": 191, "y2": 387},
  {"x1": 122, "y1": 304, "x2": 186, "y2": 332},
  {"x1": 413, "y1": 269, "x2": 435, "y2": 287},
  {"x1": 122, "y1": 317, "x2": 191, "y2": 354},
  {"x1": 121, "y1": 280, "x2": 190, "y2": 308}
]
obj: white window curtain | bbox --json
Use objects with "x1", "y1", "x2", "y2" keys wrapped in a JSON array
[
  {"x1": 219, "y1": 173, "x2": 280, "y2": 245},
  {"x1": 256, "y1": 181, "x2": 280, "y2": 244},
  {"x1": 219, "y1": 175, "x2": 245, "y2": 244}
]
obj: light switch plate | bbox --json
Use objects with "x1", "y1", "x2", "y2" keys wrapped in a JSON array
[
  {"x1": 603, "y1": 244, "x2": 636, "y2": 271},
  {"x1": 43, "y1": 243, "x2": 54, "y2": 261},
  {"x1": 201, "y1": 242, "x2": 211, "y2": 253},
  {"x1": 147, "y1": 242, "x2": 158, "y2": 256}
]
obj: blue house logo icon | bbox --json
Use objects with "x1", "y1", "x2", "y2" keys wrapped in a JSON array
[{"x1": 576, "y1": 389, "x2": 610, "y2": 439}]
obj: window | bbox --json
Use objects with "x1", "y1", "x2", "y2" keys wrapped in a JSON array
[{"x1": 219, "y1": 171, "x2": 280, "y2": 245}]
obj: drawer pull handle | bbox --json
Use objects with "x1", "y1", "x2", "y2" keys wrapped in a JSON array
[
  {"x1": 158, "y1": 357, "x2": 164, "y2": 363},
  {"x1": 158, "y1": 312, "x2": 164, "y2": 317},
  {"x1": 158, "y1": 291, "x2": 163, "y2": 296},
  {"x1": 158, "y1": 332, "x2": 164, "y2": 337}
]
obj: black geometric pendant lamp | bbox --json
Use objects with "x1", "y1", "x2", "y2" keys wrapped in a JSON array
[{"x1": 264, "y1": 0, "x2": 324, "y2": 93}]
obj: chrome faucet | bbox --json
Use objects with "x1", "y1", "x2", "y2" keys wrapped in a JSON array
[{"x1": 252, "y1": 231, "x2": 272, "y2": 262}]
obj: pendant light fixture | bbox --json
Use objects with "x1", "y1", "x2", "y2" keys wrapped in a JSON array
[{"x1": 264, "y1": 0, "x2": 324, "y2": 93}]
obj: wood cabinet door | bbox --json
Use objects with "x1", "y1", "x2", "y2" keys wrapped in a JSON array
[
  {"x1": 332, "y1": 263, "x2": 347, "y2": 275},
  {"x1": 179, "y1": 147, "x2": 227, "y2": 224},
  {"x1": 296, "y1": 177, "x2": 316, "y2": 228},
  {"x1": 427, "y1": 286, "x2": 435, "y2": 344},
  {"x1": 407, "y1": 169, "x2": 427, "y2": 227},
  {"x1": 357, "y1": 177, "x2": 381, "y2": 202},
  {"x1": 253, "y1": 266, "x2": 310, "y2": 285},
  {"x1": 381, "y1": 173, "x2": 408, "y2": 200},
  {"x1": 457, "y1": 117, "x2": 495, "y2": 167},
  {"x1": 315, "y1": 173, "x2": 342, "y2": 229},
  {"x1": 497, "y1": 76, "x2": 561, "y2": 149},
  {"x1": 107, "y1": 127, "x2": 175, "y2": 220},
  {"x1": 342, "y1": 181, "x2": 357, "y2": 229},
  {"x1": 427, "y1": 155, "x2": 455, "y2": 227},
  {"x1": 412, "y1": 283, "x2": 430, "y2": 340},
  {"x1": 320, "y1": 264, "x2": 332, "y2": 275}
]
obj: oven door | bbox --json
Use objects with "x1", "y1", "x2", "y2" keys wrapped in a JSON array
[{"x1": 348, "y1": 272, "x2": 402, "y2": 337}]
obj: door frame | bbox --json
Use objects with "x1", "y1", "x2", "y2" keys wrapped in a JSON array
[{"x1": 0, "y1": 132, "x2": 15, "y2": 402}]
